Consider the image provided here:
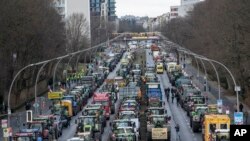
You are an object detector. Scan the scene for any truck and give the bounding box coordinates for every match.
[93,92,114,119]
[146,82,162,100]
[151,44,160,51]
[202,114,230,141]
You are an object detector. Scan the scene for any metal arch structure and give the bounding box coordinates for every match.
[179,50,221,99]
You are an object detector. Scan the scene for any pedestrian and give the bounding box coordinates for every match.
[239,103,244,112]
[176,94,180,106]
[165,88,170,102]
[171,93,175,103]
[25,101,31,111]
[244,111,248,124]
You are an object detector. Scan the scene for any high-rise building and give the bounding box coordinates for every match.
[89,0,116,21]
[108,0,116,21]
[53,0,91,38]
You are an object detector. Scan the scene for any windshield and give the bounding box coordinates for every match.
[149,101,162,107]
[30,123,42,130]
[120,113,136,119]
[148,109,164,115]
[94,101,109,106]
[152,117,165,124]
[157,66,163,69]
[16,137,32,141]
[114,128,134,134]
[132,70,141,75]
[113,122,132,128]
[121,104,136,109]
[197,108,208,115]
[81,117,95,125]
[84,109,98,115]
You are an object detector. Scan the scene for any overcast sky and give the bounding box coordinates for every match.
[116,0,181,17]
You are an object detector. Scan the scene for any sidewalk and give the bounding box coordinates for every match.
[183,63,250,125]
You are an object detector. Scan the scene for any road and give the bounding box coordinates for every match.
[58,50,127,141]
[146,49,202,141]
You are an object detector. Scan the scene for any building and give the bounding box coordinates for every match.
[170,0,203,19]
[108,0,116,21]
[53,0,91,38]
[143,13,170,32]
[90,0,116,21]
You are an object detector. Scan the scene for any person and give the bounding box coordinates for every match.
[25,101,31,111]
[239,103,244,112]
[175,124,180,132]
[176,94,180,106]
[171,93,175,103]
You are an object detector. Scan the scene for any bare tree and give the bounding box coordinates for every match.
[66,13,90,53]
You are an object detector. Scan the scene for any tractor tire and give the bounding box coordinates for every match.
[111,107,115,114]
[190,118,193,127]
[192,122,199,132]
[147,133,152,141]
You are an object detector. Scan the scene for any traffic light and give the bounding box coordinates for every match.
[26,110,32,122]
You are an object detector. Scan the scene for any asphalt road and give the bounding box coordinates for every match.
[58,50,127,141]
[146,49,202,141]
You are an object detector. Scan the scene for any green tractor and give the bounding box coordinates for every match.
[76,115,103,141]
[190,106,208,132]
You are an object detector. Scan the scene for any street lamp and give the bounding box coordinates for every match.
[180,50,221,100]
[177,49,239,111]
